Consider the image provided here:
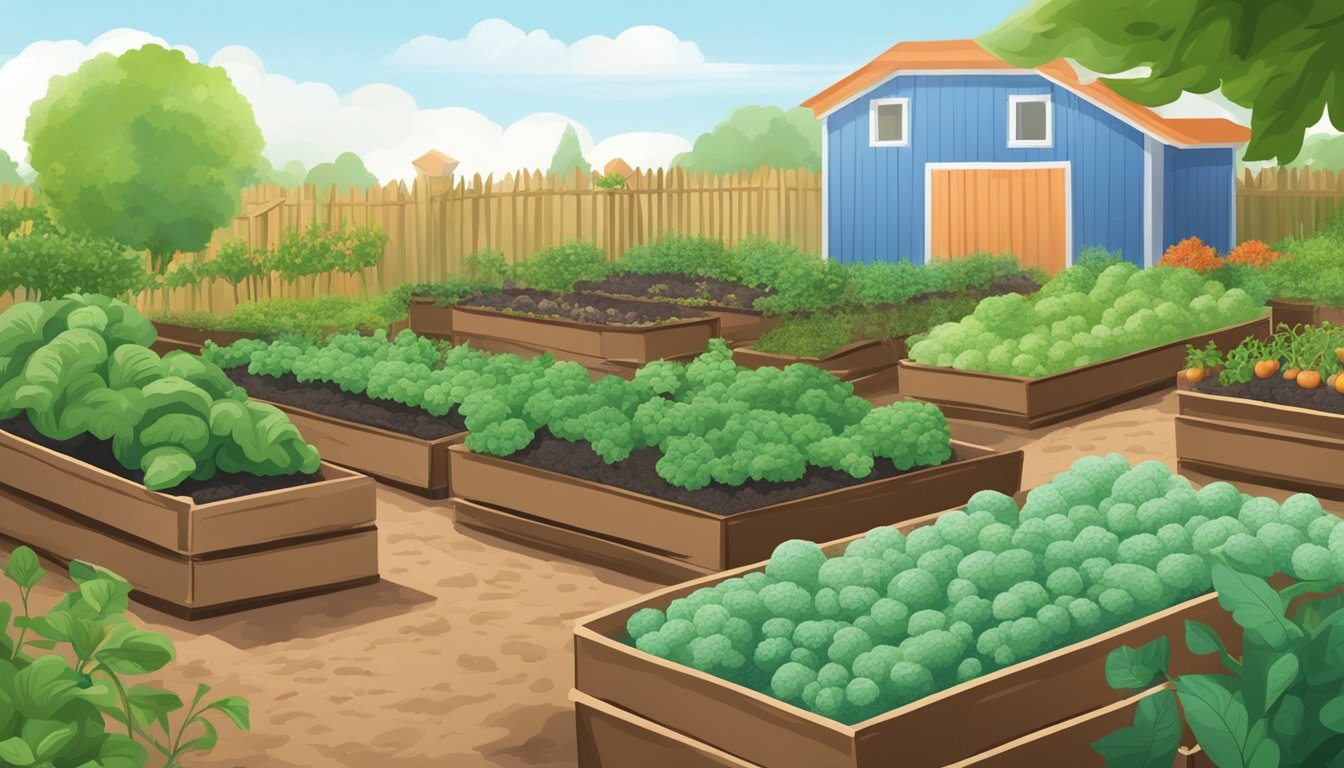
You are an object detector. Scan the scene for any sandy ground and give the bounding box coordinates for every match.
[0,388,1263,767]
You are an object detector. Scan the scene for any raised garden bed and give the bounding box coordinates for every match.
[408,296,455,338]
[0,424,379,619]
[150,320,256,356]
[224,368,466,498]
[1267,298,1344,329]
[733,338,906,399]
[574,273,780,344]
[571,511,1230,768]
[1176,385,1344,500]
[448,438,1023,583]
[451,295,720,379]
[898,317,1271,428]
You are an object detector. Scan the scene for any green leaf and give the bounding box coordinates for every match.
[126,684,182,732]
[96,734,148,768]
[1242,641,1295,719]
[1186,619,1229,656]
[205,696,250,731]
[4,547,44,590]
[140,446,198,491]
[0,737,35,766]
[66,561,98,585]
[1322,695,1344,732]
[1091,688,1183,768]
[95,629,175,674]
[21,719,75,761]
[1263,654,1299,715]
[179,718,218,754]
[1176,674,1257,768]
[1271,694,1304,739]
[1212,565,1301,651]
[13,655,82,717]
[1105,637,1171,690]
[1244,717,1281,768]
[1276,580,1336,605]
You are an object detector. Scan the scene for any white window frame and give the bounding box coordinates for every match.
[1008,94,1053,148]
[869,97,910,147]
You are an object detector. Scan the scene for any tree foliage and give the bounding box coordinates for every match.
[980,1,1344,164]
[24,44,264,273]
[254,156,308,187]
[0,149,20,187]
[673,106,820,174]
[548,125,591,180]
[305,151,378,193]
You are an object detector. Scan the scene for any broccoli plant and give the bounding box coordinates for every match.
[1093,565,1344,768]
[0,295,320,490]
[622,454,1344,726]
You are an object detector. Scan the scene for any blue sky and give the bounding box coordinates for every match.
[1,0,1028,139]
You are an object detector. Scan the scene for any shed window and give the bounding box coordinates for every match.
[1009,94,1052,148]
[870,98,909,147]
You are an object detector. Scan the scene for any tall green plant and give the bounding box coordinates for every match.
[1093,565,1344,768]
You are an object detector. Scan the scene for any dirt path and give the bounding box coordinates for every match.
[0,389,1291,767]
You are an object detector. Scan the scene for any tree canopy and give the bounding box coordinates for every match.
[980,1,1344,164]
[0,149,21,187]
[672,106,820,174]
[548,125,591,180]
[305,152,378,192]
[254,157,308,187]
[25,44,264,272]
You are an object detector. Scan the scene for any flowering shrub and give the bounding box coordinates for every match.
[1225,239,1287,268]
[1157,236,1221,272]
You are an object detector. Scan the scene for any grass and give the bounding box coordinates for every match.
[146,293,408,340]
[751,293,983,358]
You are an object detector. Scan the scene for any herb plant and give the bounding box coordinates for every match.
[0,295,321,490]
[0,546,249,768]
[623,455,1344,725]
[1093,565,1344,768]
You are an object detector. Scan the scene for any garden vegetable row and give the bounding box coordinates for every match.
[575,456,1344,767]
[0,296,379,617]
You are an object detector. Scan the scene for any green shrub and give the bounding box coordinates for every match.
[0,206,154,300]
[148,294,409,339]
[0,546,249,767]
[513,241,612,291]
[1269,232,1344,306]
[618,236,738,280]
[0,295,321,490]
[753,295,982,358]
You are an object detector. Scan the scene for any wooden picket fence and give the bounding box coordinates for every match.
[1235,167,1344,245]
[1,166,822,314]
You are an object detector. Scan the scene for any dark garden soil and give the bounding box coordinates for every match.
[223,369,466,440]
[0,416,320,504]
[456,288,709,326]
[501,429,953,515]
[1192,375,1344,416]
[571,272,773,310]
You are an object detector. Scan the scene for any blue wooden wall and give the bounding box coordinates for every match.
[825,74,1148,266]
[1162,146,1236,253]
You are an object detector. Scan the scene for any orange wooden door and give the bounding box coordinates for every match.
[929,166,1069,275]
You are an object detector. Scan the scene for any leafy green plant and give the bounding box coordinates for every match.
[1093,565,1344,768]
[909,263,1266,377]
[512,241,611,292]
[595,171,627,190]
[197,239,266,304]
[752,294,983,358]
[0,210,154,302]
[0,546,249,768]
[618,236,739,281]
[623,456,1344,726]
[0,295,320,490]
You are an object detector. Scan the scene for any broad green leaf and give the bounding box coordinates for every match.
[1322,695,1344,732]
[0,736,35,766]
[140,446,198,492]
[95,629,175,675]
[1212,565,1301,651]
[1242,641,1294,719]
[21,719,75,761]
[107,344,160,390]
[4,547,44,590]
[1176,674,1254,768]
[1243,717,1281,768]
[1271,694,1304,739]
[1105,637,1171,690]
[67,561,98,585]
[1263,654,1299,714]
[97,734,148,768]
[205,696,250,731]
[126,684,182,733]
[13,655,81,717]
[1277,580,1336,606]
[1187,620,1229,656]
[179,718,218,754]
[1090,688,1182,768]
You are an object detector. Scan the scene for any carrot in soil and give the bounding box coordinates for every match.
[1254,360,1279,379]
[1336,374,1344,394]
[1298,370,1322,389]
[1184,368,1205,383]
[1284,368,1301,381]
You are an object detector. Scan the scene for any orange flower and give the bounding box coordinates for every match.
[1226,240,1287,268]
[1159,236,1222,272]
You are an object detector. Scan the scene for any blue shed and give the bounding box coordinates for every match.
[802,40,1250,273]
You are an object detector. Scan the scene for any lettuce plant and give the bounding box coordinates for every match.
[0,546,249,768]
[0,295,320,490]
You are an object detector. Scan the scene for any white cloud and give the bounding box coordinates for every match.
[0,29,197,172]
[0,30,692,185]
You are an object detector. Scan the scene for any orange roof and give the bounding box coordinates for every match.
[802,40,1249,147]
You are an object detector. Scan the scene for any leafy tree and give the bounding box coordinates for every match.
[305,151,378,192]
[673,106,821,173]
[24,44,264,273]
[980,1,1344,164]
[253,156,308,187]
[1287,133,1344,171]
[0,148,21,186]
[548,125,591,180]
